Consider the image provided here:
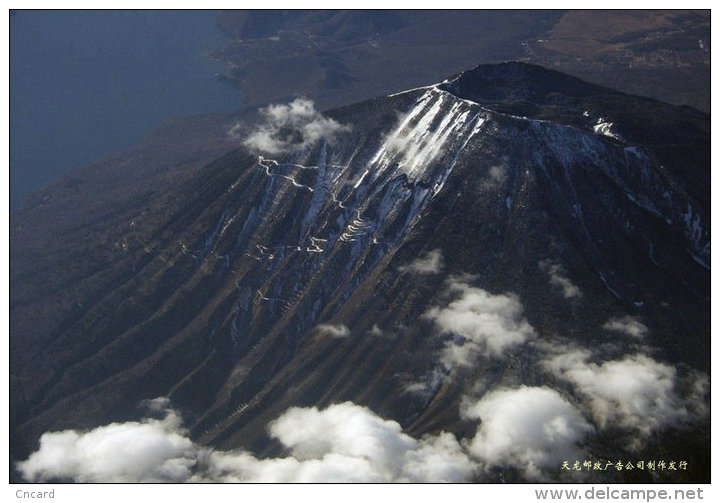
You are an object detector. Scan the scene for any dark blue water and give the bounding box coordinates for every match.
[10,10,241,210]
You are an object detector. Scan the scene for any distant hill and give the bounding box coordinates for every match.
[211,10,709,112]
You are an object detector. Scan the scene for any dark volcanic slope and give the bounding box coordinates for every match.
[10,63,709,482]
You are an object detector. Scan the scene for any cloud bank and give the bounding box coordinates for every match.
[463,386,593,480]
[540,346,707,441]
[244,99,351,154]
[17,407,195,483]
[424,279,535,366]
[18,401,475,483]
[399,249,444,274]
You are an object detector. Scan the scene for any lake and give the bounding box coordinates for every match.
[10,10,242,210]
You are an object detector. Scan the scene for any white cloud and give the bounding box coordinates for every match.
[462,386,593,480]
[227,122,242,139]
[602,316,648,339]
[539,260,581,299]
[399,249,444,274]
[316,323,350,338]
[368,324,384,336]
[18,401,476,483]
[404,367,446,400]
[477,164,508,190]
[258,403,475,482]
[487,165,507,184]
[243,98,351,154]
[17,408,195,483]
[424,280,535,366]
[540,346,707,442]
[142,396,172,412]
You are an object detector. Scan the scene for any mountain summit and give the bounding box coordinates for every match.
[11,63,709,482]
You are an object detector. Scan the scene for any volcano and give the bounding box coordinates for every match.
[10,62,710,483]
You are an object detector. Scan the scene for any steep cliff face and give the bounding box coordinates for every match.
[10,63,709,482]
